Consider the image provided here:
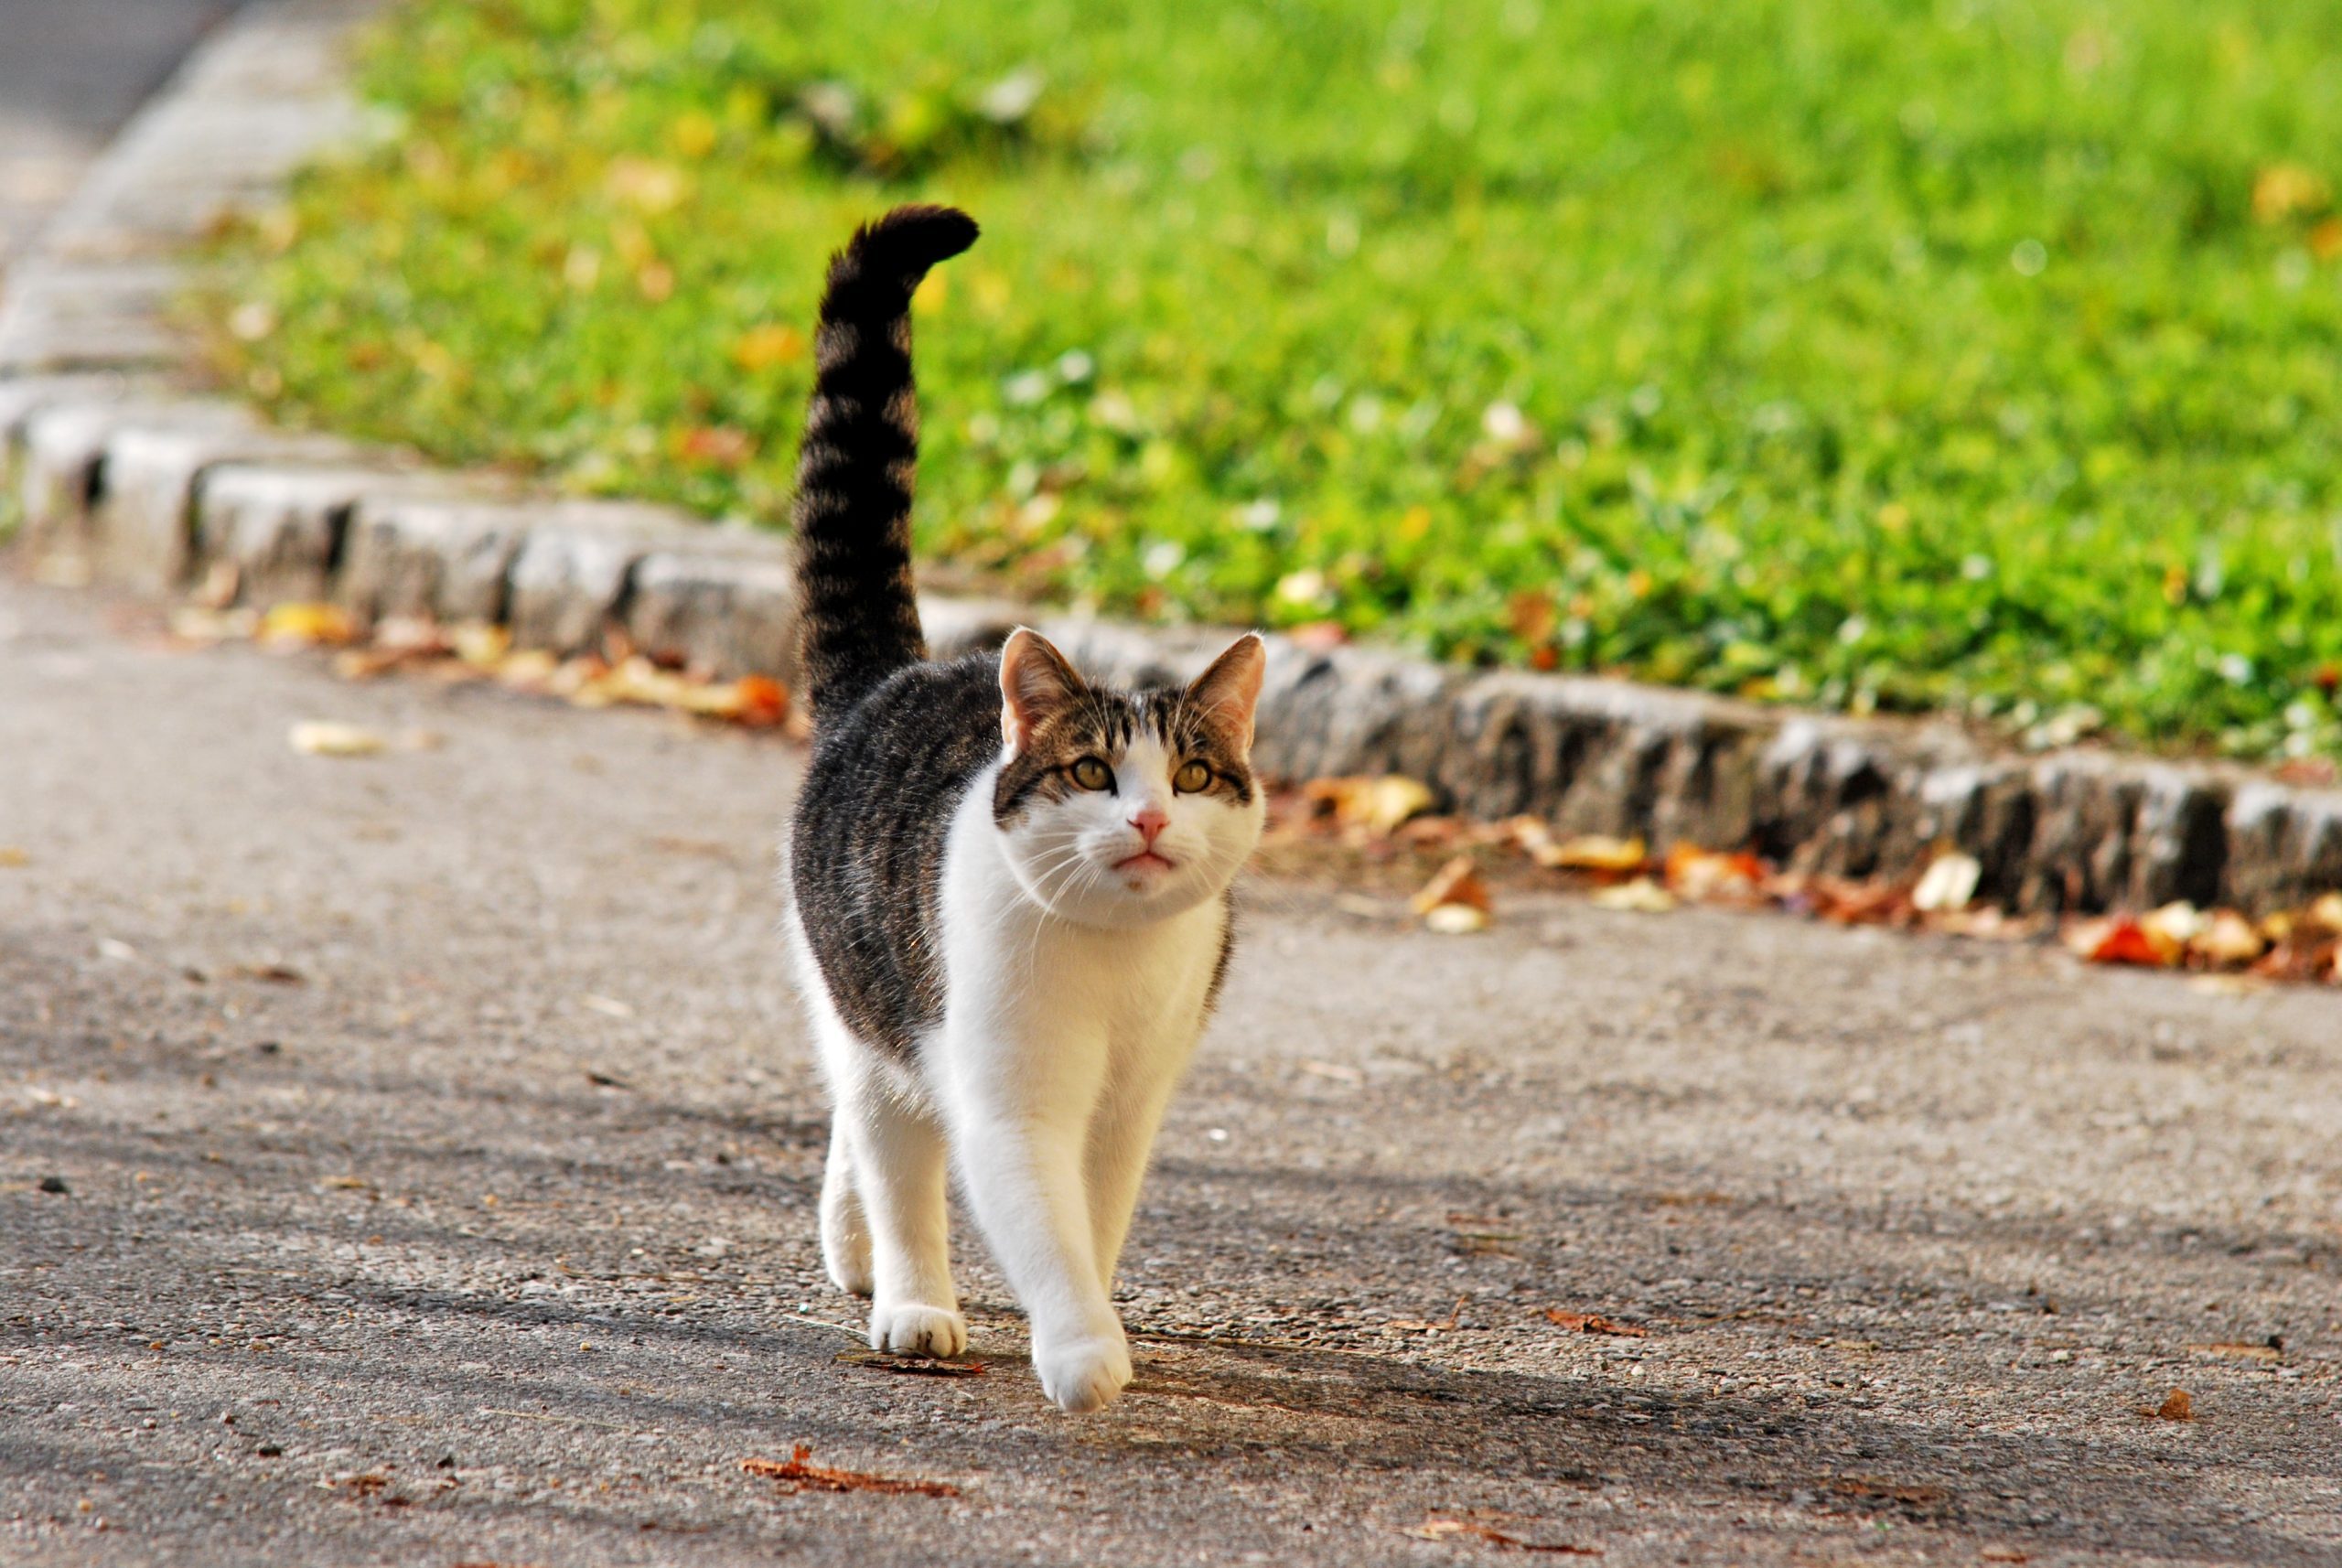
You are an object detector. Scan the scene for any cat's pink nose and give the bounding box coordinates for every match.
[1130,806,1169,843]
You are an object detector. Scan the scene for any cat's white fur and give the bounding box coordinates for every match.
[787,629,1266,1412]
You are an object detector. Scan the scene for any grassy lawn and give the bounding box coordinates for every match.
[213,0,2342,761]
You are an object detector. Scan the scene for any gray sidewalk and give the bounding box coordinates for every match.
[3,575,2338,1565]
[0,0,243,269]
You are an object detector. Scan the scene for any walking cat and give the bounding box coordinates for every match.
[780,205,1267,1412]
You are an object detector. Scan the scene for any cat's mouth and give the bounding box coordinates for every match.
[1112,849,1177,874]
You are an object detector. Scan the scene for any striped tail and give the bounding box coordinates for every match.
[792,204,979,719]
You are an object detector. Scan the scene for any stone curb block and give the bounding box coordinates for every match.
[193,461,419,607]
[16,396,248,571]
[622,535,803,683]
[100,422,376,592]
[336,492,538,628]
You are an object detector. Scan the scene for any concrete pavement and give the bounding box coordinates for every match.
[0,0,242,270]
[3,574,2339,1565]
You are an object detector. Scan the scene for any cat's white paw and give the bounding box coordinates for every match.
[868,1302,967,1359]
[1033,1333,1133,1413]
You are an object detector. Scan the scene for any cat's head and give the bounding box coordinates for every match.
[991,628,1268,928]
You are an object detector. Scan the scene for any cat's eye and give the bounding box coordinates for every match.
[1069,757,1114,791]
[1173,760,1213,793]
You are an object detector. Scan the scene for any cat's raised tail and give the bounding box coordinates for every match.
[792,204,980,718]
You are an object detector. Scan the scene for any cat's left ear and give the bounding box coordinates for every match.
[1186,632,1267,750]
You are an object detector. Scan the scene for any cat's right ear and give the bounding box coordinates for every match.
[998,627,1085,752]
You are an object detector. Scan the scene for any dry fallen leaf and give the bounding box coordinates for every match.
[258,601,360,649]
[1664,843,1767,901]
[1591,877,1675,914]
[288,721,387,757]
[1423,902,1491,935]
[2148,1388,2194,1421]
[2141,900,2207,950]
[1514,822,1645,875]
[740,1445,958,1498]
[1911,852,1982,914]
[1305,774,1436,836]
[1411,855,1491,918]
[545,654,792,727]
[1799,875,1912,926]
[2066,916,2180,968]
[675,672,790,726]
[1544,1309,1649,1337]
[2189,908,2266,967]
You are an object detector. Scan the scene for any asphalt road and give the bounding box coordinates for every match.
[3,574,2340,1565]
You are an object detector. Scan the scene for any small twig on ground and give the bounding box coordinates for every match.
[1406,1516,1603,1553]
[1543,1309,1648,1338]
[740,1445,959,1498]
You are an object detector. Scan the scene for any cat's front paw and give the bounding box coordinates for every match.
[867,1301,967,1359]
[1032,1332,1133,1413]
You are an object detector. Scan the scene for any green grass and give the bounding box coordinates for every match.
[214,0,2342,760]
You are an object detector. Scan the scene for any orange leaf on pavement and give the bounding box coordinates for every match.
[1663,843,1767,901]
[2068,917,2180,968]
[1411,855,1490,918]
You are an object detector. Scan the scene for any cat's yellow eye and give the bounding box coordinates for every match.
[1173,760,1213,793]
[1070,757,1114,791]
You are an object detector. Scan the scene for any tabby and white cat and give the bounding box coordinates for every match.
[781,206,1267,1412]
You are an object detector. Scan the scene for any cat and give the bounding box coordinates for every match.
[780,205,1268,1413]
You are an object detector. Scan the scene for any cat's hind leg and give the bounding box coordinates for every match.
[822,1038,964,1358]
[795,934,964,1355]
[818,1115,873,1296]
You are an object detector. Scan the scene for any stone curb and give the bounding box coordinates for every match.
[4,2,2338,918]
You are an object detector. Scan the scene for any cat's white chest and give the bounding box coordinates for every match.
[1033,900,1223,1048]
